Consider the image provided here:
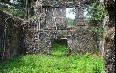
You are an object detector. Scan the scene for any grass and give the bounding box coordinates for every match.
[0,43,104,73]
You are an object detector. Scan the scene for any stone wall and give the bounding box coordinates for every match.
[104,0,115,72]
[43,7,66,30]
[24,0,99,55]
[0,9,24,60]
[0,0,100,59]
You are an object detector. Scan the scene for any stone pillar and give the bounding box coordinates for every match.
[54,8,66,30]
[45,8,54,29]
[25,0,51,54]
[45,8,66,30]
[75,7,85,30]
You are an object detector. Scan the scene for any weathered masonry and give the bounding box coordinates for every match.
[0,0,115,73]
[24,0,98,55]
[0,0,99,60]
[0,10,25,60]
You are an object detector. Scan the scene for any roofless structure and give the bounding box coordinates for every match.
[23,0,98,55]
[0,0,98,59]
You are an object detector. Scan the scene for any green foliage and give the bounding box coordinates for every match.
[90,24,103,40]
[0,1,25,18]
[93,64,102,73]
[86,1,106,40]
[87,4,105,21]
[65,1,105,40]
[0,43,104,73]
[66,17,75,26]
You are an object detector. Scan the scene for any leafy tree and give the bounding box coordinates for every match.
[83,0,106,40]
[0,0,34,19]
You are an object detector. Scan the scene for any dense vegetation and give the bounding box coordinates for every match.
[0,43,104,73]
[0,0,34,19]
[0,0,26,18]
[0,0,115,73]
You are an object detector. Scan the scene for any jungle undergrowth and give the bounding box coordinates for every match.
[0,43,104,73]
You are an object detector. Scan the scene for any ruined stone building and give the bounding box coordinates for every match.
[0,0,115,73]
[0,10,24,60]
[0,0,98,59]
[23,0,98,55]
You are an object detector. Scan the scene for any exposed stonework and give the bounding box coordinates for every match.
[103,0,115,72]
[23,0,99,55]
[0,9,25,60]
[0,0,100,58]
[0,0,115,73]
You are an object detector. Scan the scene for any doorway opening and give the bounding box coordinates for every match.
[51,39,68,56]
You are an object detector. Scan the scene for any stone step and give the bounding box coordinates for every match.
[60,38,67,39]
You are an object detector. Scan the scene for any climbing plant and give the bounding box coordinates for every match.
[86,1,106,40]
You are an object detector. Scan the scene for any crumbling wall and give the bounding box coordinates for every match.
[45,8,66,30]
[0,9,24,60]
[67,30,99,55]
[24,0,100,55]
[104,0,115,72]
[66,6,98,55]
